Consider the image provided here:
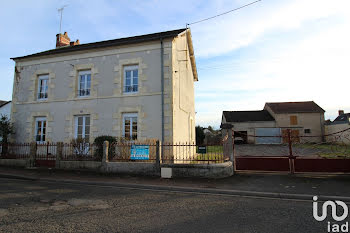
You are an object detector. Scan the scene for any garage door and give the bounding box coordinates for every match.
[255,128,282,144]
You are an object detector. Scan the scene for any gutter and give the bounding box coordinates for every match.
[160,38,165,142]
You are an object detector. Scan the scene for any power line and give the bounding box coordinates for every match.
[187,0,262,26]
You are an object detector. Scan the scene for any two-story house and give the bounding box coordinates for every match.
[10,28,198,144]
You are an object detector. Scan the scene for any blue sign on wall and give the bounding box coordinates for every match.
[130,145,149,160]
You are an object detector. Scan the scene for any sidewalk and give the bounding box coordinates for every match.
[1,166,350,201]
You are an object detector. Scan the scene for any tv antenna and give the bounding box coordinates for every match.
[58,5,68,36]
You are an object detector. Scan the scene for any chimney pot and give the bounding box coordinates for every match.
[339,110,344,116]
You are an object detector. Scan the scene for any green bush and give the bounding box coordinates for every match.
[94,135,117,159]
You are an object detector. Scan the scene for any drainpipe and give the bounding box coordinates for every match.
[160,37,164,142]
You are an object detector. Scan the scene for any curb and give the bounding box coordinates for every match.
[2,172,350,202]
[0,173,37,181]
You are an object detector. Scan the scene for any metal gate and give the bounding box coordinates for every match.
[35,143,56,167]
[234,128,350,174]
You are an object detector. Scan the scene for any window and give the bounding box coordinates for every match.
[78,70,91,97]
[35,117,47,142]
[290,116,298,125]
[123,113,137,140]
[74,115,90,141]
[304,129,311,134]
[123,65,138,93]
[37,75,49,100]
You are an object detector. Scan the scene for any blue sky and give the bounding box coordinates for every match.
[1,0,349,128]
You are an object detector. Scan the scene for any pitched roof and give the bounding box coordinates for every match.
[265,101,325,114]
[223,110,275,123]
[0,100,11,108]
[334,113,350,122]
[11,28,198,81]
[11,28,187,60]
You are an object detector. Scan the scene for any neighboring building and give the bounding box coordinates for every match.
[221,101,325,144]
[0,100,11,119]
[10,28,198,143]
[325,110,350,144]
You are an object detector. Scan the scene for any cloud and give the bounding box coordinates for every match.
[194,4,350,127]
[191,0,350,58]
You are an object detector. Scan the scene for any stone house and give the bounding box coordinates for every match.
[10,28,198,144]
[221,101,325,144]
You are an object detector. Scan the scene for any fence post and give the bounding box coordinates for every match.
[102,141,109,164]
[29,142,37,167]
[155,140,161,173]
[221,124,234,173]
[287,129,295,174]
[56,142,63,169]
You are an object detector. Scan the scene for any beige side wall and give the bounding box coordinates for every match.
[11,40,173,143]
[265,105,325,142]
[325,124,350,144]
[171,31,196,144]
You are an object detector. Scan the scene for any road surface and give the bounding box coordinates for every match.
[0,178,326,233]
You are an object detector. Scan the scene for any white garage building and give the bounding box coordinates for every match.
[221,110,281,144]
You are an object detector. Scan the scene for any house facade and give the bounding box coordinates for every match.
[10,28,198,144]
[221,101,325,144]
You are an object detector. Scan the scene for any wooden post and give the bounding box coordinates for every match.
[287,129,295,174]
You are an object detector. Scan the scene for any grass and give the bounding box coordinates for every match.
[294,143,350,158]
[192,145,225,163]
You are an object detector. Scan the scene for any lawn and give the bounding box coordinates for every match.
[294,143,350,158]
[193,145,225,163]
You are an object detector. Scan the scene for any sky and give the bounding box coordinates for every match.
[1,0,349,128]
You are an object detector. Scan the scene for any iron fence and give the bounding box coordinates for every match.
[161,142,230,164]
[36,143,57,161]
[108,141,157,162]
[0,140,232,164]
[0,143,31,159]
[61,143,99,161]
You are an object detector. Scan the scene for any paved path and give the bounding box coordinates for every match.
[0,178,326,233]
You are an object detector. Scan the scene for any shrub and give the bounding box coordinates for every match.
[94,135,117,159]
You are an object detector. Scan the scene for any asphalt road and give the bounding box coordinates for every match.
[0,178,327,233]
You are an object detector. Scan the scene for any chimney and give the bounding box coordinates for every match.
[339,110,344,116]
[56,32,80,48]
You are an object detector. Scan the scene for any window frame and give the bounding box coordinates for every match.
[77,70,91,97]
[122,113,138,140]
[35,117,47,143]
[123,65,139,94]
[74,115,91,141]
[304,129,311,134]
[37,75,49,100]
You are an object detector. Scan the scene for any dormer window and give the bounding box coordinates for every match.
[78,70,91,97]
